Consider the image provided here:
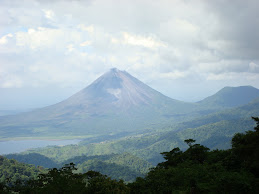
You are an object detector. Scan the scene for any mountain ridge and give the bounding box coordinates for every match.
[0,69,197,139]
[198,85,259,108]
[0,69,259,140]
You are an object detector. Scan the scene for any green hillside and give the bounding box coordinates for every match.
[5,152,152,183]
[0,156,46,186]
[2,118,259,193]
[129,118,259,193]
[5,153,58,168]
[63,153,152,175]
[71,153,153,182]
[22,98,259,165]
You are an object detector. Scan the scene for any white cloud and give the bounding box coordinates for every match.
[66,44,75,52]
[159,71,187,79]
[0,74,23,88]
[77,24,94,34]
[16,27,62,49]
[0,34,13,45]
[0,0,259,103]
[42,9,55,21]
[80,40,92,47]
[121,32,166,49]
[249,62,259,73]
[15,27,84,50]
[196,60,250,74]
[207,72,259,81]
[175,18,199,34]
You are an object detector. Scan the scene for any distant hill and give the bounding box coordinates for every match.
[198,86,259,109]
[64,153,153,182]
[5,153,58,168]
[134,97,259,163]
[25,97,259,165]
[65,153,152,173]
[4,151,153,183]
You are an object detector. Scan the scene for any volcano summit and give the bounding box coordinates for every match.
[0,68,198,139]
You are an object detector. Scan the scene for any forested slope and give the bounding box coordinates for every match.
[5,153,58,168]
[22,97,259,165]
[1,117,259,193]
[0,156,46,186]
[5,152,152,183]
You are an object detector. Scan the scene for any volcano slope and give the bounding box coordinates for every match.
[1,69,259,140]
[0,68,200,139]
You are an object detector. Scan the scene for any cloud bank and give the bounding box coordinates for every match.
[0,0,259,104]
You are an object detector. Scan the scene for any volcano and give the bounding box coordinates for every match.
[0,68,198,138]
[54,68,194,112]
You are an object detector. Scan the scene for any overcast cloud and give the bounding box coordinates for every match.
[0,0,259,109]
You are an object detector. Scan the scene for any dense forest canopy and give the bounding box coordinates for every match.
[1,117,259,193]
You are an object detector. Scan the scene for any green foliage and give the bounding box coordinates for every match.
[18,98,259,169]
[9,152,152,183]
[129,117,259,193]
[231,117,259,177]
[5,153,58,168]
[63,153,153,182]
[83,170,129,194]
[76,160,142,183]
[3,163,129,194]
[1,117,259,193]
[0,156,46,187]
[24,163,88,194]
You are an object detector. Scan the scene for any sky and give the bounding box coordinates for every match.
[0,0,259,109]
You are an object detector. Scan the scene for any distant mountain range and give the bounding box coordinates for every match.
[0,68,259,140]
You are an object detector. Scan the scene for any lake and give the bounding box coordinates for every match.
[0,139,81,155]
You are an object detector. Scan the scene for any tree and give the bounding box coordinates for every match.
[19,163,87,193]
[130,117,259,193]
[231,117,259,177]
[184,139,196,147]
[10,163,129,194]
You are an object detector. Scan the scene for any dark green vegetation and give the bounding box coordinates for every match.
[129,118,259,193]
[1,117,259,193]
[65,153,153,182]
[0,162,129,194]
[20,96,259,165]
[6,153,152,183]
[5,153,58,168]
[0,156,46,187]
